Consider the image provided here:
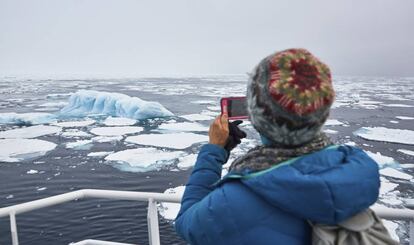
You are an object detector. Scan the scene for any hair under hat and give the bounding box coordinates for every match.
[247,48,335,147]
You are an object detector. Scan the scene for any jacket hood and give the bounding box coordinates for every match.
[238,145,380,225]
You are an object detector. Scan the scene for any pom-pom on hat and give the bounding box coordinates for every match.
[247,48,335,147]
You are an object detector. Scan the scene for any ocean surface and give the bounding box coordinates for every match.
[0,76,413,244]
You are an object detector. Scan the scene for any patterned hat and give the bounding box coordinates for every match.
[247,48,335,146]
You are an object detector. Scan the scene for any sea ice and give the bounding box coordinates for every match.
[177,154,198,170]
[105,148,184,172]
[354,127,414,145]
[60,129,92,138]
[125,133,208,149]
[0,125,62,139]
[158,186,185,220]
[90,126,143,136]
[0,112,56,125]
[27,169,39,174]
[396,116,414,120]
[66,140,93,150]
[60,90,174,119]
[325,119,345,126]
[323,129,338,134]
[0,139,56,162]
[382,220,400,242]
[380,177,399,195]
[53,119,95,127]
[397,149,414,156]
[380,167,412,180]
[382,104,414,108]
[87,151,113,157]
[365,151,398,167]
[180,114,214,121]
[103,116,137,126]
[190,100,215,105]
[92,135,123,143]
[39,101,68,108]
[158,122,208,132]
[46,93,73,99]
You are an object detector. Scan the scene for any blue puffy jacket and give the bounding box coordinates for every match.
[175,144,380,245]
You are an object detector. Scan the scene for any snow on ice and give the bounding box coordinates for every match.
[180,114,214,121]
[66,140,93,150]
[158,186,185,220]
[177,154,198,170]
[365,151,398,167]
[396,116,414,120]
[354,127,414,145]
[0,139,56,162]
[53,119,95,127]
[397,149,414,156]
[27,169,39,174]
[105,148,184,172]
[125,133,208,149]
[158,122,208,132]
[92,135,123,143]
[103,116,137,126]
[325,119,345,126]
[87,151,113,157]
[60,129,92,138]
[0,112,56,125]
[0,125,62,139]
[380,167,412,180]
[60,90,174,119]
[90,126,143,136]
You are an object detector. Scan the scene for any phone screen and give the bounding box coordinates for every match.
[228,99,247,118]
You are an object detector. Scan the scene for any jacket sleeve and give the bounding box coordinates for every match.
[174,144,228,241]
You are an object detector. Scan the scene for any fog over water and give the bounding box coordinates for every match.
[1,0,413,77]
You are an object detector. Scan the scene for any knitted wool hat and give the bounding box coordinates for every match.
[247,48,335,147]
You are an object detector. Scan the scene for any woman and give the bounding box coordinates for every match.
[174,49,380,245]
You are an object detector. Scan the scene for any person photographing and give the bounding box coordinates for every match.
[174,49,384,245]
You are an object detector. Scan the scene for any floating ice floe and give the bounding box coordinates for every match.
[382,220,400,242]
[105,148,184,172]
[325,119,345,126]
[365,151,398,167]
[190,100,215,105]
[158,122,208,132]
[380,167,412,180]
[60,129,92,138]
[177,154,198,170]
[103,116,137,126]
[60,90,174,119]
[180,114,214,121]
[125,133,208,149]
[0,125,62,139]
[207,106,221,111]
[37,187,47,191]
[397,149,414,156]
[90,126,143,136]
[389,120,399,124]
[0,112,56,125]
[27,169,39,174]
[53,119,95,127]
[354,127,414,145]
[92,135,123,143]
[87,151,113,157]
[380,177,399,195]
[396,116,414,120]
[158,186,185,220]
[0,139,56,162]
[323,129,338,134]
[66,140,93,150]
[382,104,414,108]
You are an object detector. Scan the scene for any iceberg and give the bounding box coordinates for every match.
[0,125,62,139]
[0,139,57,162]
[0,112,56,125]
[60,90,174,119]
[354,127,414,145]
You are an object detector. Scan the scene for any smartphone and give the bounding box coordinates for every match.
[220,97,249,120]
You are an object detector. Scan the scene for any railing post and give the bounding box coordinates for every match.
[410,220,414,245]
[147,198,160,245]
[10,211,19,245]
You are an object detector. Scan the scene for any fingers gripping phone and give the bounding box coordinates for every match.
[220,97,249,120]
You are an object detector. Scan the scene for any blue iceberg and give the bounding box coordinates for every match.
[60,90,174,119]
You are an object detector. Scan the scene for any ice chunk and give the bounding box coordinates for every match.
[125,133,208,149]
[190,100,215,105]
[0,125,62,139]
[90,126,143,136]
[397,149,414,156]
[177,154,198,170]
[380,167,412,180]
[396,116,414,120]
[0,112,56,125]
[60,90,173,119]
[87,151,113,157]
[159,186,185,220]
[158,122,208,132]
[180,114,214,121]
[382,104,414,108]
[92,135,123,143]
[365,151,398,167]
[380,177,399,195]
[39,101,68,108]
[325,119,344,126]
[207,106,221,111]
[60,129,92,138]
[37,187,47,191]
[0,139,56,162]
[354,127,414,145]
[389,120,399,124]
[323,129,338,134]
[53,119,95,127]
[27,169,39,174]
[105,148,184,172]
[66,140,93,150]
[103,116,137,126]
[382,220,400,242]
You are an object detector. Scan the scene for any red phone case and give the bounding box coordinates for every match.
[220,97,249,120]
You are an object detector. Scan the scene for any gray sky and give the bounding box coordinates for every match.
[1,0,413,77]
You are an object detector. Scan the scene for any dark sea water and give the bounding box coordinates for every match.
[0,76,413,244]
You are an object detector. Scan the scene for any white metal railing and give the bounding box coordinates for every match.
[0,189,413,245]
